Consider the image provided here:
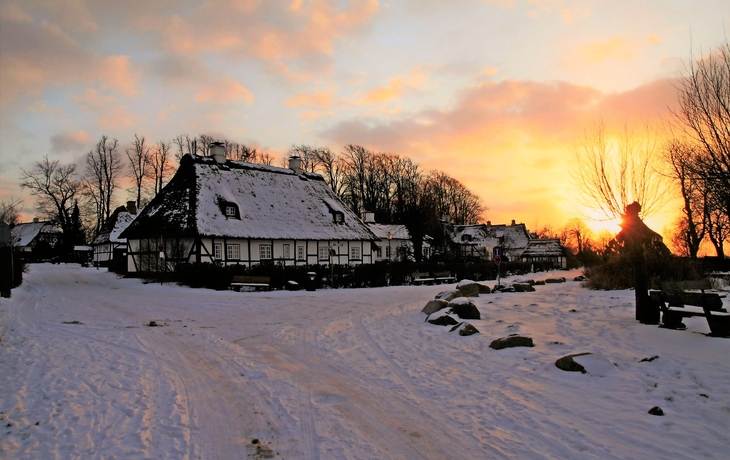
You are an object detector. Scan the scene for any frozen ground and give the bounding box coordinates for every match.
[0,263,728,459]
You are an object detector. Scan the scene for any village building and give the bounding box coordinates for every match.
[120,144,378,274]
[363,212,431,262]
[447,219,532,261]
[91,202,137,269]
[10,219,62,260]
[519,238,567,269]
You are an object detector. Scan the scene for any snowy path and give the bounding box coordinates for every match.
[1,264,729,459]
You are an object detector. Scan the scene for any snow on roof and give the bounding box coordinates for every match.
[91,207,135,245]
[452,222,531,248]
[11,221,61,247]
[521,238,564,256]
[123,155,377,241]
[367,223,410,241]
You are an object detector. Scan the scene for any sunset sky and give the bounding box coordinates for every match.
[1,0,729,238]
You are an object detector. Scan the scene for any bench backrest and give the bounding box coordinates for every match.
[434,271,452,277]
[659,280,712,292]
[656,279,723,310]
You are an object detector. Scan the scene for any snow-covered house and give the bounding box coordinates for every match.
[120,147,378,274]
[11,219,61,254]
[91,202,137,267]
[448,220,531,261]
[363,212,431,261]
[520,238,567,269]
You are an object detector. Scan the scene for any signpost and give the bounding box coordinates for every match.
[493,246,502,287]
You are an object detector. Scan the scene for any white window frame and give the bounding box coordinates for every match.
[259,244,272,260]
[386,246,391,258]
[350,246,361,260]
[226,244,240,260]
[283,244,290,259]
[297,246,305,260]
[225,205,236,217]
[319,246,329,261]
[214,243,222,260]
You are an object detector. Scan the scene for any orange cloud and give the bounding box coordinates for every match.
[194,77,255,105]
[578,37,635,64]
[321,77,679,228]
[351,67,427,105]
[158,0,380,65]
[73,88,116,110]
[99,55,139,96]
[285,91,333,107]
[646,34,663,44]
[50,130,89,152]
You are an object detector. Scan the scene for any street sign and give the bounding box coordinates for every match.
[494,255,501,266]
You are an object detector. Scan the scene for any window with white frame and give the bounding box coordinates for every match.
[297,246,305,260]
[283,244,290,259]
[225,205,236,217]
[375,246,382,258]
[259,244,272,260]
[386,246,391,258]
[350,246,361,260]
[226,244,240,260]
[214,243,222,260]
[319,246,329,261]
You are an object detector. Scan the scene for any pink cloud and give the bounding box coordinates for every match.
[99,55,139,96]
[194,77,255,105]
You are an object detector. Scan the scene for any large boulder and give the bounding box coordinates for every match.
[448,297,481,320]
[449,322,480,336]
[489,335,534,350]
[555,353,591,373]
[435,290,462,302]
[422,299,448,315]
[545,277,566,284]
[478,284,492,294]
[512,283,535,292]
[456,280,480,297]
[428,314,459,326]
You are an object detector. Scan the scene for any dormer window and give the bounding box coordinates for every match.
[216,197,240,219]
[333,212,344,224]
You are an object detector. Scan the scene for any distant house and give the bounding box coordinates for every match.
[363,212,431,261]
[11,219,62,259]
[91,202,137,268]
[520,238,567,269]
[448,220,531,261]
[120,145,377,274]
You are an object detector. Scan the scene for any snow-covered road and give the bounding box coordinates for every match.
[1,264,728,459]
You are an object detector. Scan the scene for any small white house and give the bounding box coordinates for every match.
[363,212,430,261]
[121,145,378,274]
[11,219,61,254]
[448,220,531,261]
[91,202,137,267]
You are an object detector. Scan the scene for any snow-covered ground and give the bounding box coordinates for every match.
[1,264,728,459]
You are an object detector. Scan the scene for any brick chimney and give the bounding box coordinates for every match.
[127,201,137,215]
[288,156,302,174]
[210,141,226,164]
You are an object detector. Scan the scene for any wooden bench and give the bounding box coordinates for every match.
[412,271,435,286]
[649,280,730,337]
[230,275,271,292]
[434,271,455,284]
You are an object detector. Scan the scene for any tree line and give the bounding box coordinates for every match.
[11,134,485,261]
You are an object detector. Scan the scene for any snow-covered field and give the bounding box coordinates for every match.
[1,264,728,459]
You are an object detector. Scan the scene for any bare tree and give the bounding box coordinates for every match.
[671,40,730,256]
[20,156,81,236]
[563,218,593,253]
[84,135,123,236]
[571,119,668,221]
[313,147,346,197]
[126,134,150,209]
[148,140,174,198]
[664,139,707,258]
[0,196,22,226]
